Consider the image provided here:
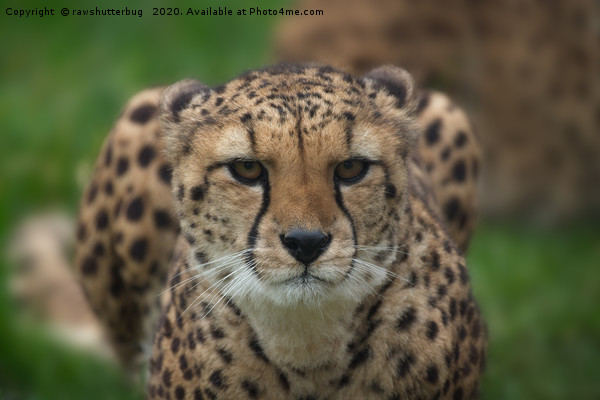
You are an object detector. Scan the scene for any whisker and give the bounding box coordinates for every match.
[205,261,257,318]
[179,269,236,320]
[169,249,252,280]
[157,254,245,297]
[352,258,412,285]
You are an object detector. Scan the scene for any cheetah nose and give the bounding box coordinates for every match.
[280,229,332,266]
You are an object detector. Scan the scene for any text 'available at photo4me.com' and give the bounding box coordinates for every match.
[5,6,325,18]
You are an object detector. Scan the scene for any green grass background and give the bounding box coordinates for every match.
[1,0,599,398]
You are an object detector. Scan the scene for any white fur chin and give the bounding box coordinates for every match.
[232,267,388,369]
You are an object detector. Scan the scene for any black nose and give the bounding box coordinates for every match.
[280,229,332,266]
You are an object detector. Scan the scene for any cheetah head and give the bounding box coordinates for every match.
[160,64,417,309]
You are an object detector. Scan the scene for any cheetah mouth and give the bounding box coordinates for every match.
[283,270,330,286]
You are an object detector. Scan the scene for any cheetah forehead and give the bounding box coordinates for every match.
[160,64,419,164]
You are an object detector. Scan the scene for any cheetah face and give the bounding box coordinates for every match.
[161,65,418,308]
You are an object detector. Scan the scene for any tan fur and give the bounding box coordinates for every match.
[76,64,485,399]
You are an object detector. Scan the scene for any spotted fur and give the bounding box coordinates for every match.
[76,64,486,399]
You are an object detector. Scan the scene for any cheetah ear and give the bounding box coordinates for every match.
[159,79,210,165]
[159,79,210,123]
[362,65,416,111]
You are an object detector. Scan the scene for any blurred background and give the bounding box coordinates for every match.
[1,0,598,399]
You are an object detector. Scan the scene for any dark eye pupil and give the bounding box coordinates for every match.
[243,162,255,170]
[343,160,354,169]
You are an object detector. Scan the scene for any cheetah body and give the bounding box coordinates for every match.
[76,64,486,399]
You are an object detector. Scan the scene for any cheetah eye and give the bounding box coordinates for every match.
[229,161,264,183]
[335,159,368,183]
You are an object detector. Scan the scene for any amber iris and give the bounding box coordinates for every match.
[335,160,367,182]
[231,161,263,181]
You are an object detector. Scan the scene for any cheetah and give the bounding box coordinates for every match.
[75,64,486,399]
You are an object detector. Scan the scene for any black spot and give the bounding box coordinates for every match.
[450,298,457,319]
[466,305,475,323]
[209,370,225,389]
[158,163,173,185]
[444,197,460,221]
[190,185,204,201]
[130,103,156,124]
[453,387,464,400]
[95,210,109,230]
[241,380,259,398]
[116,157,129,176]
[458,263,469,285]
[215,97,224,107]
[396,307,417,330]
[90,243,105,260]
[349,347,371,369]
[174,386,185,400]
[444,267,456,284]
[163,318,173,338]
[240,113,252,123]
[162,369,172,387]
[452,160,467,182]
[425,119,441,146]
[129,238,148,262]
[342,112,356,122]
[87,183,98,204]
[210,326,225,339]
[426,321,439,340]
[217,348,233,364]
[194,251,207,263]
[249,338,270,363]
[194,388,204,400]
[454,131,468,148]
[278,372,290,391]
[177,185,185,202]
[441,147,451,161]
[154,210,171,228]
[385,184,397,199]
[126,197,144,221]
[426,365,439,383]
[138,145,156,167]
[430,251,440,270]
[109,265,124,296]
[196,327,205,343]
[459,325,467,341]
[338,375,350,387]
[178,354,188,372]
[104,181,114,195]
[438,285,447,298]
[469,344,479,365]
[397,353,415,377]
[171,337,180,353]
[81,256,97,275]
[185,234,195,245]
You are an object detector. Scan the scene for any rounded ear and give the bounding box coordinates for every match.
[159,79,210,165]
[362,66,416,110]
[159,79,209,123]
